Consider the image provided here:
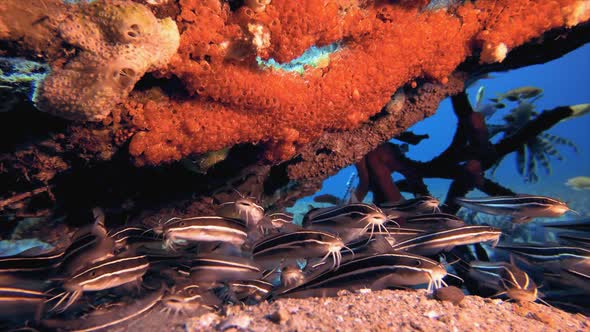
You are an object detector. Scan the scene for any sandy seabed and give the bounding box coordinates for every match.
[130,289,589,332]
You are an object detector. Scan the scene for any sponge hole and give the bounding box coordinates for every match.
[127,24,141,38]
[116,68,137,87]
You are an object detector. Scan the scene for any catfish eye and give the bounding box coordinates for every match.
[180,222,186,227]
[90,271,97,277]
[414,260,422,266]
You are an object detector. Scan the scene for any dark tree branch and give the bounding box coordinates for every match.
[391,101,576,210]
[459,22,590,77]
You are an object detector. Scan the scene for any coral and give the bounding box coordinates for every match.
[125,0,589,165]
[33,0,180,121]
[474,0,590,63]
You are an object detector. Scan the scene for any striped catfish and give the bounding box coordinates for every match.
[455,194,573,223]
[109,226,158,251]
[43,283,164,332]
[380,196,441,217]
[545,218,590,232]
[258,212,302,234]
[303,203,391,241]
[216,197,265,228]
[252,230,351,270]
[160,216,248,250]
[558,234,590,247]
[0,286,48,321]
[161,283,220,315]
[389,226,502,256]
[543,260,590,295]
[276,252,447,298]
[188,254,262,282]
[48,255,149,313]
[59,230,115,275]
[401,213,466,230]
[224,279,274,304]
[496,244,590,261]
[558,261,590,295]
[0,250,65,275]
[560,261,590,293]
[310,235,399,267]
[279,265,306,288]
[469,261,539,302]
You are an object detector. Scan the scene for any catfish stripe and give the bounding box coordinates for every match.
[165,225,247,236]
[267,213,294,220]
[230,281,273,293]
[0,296,46,302]
[289,253,439,291]
[304,253,438,285]
[456,195,565,205]
[306,265,433,290]
[0,251,65,272]
[381,197,439,211]
[190,257,260,271]
[71,256,148,280]
[565,267,590,280]
[0,287,46,297]
[65,288,163,332]
[253,231,339,252]
[78,264,149,286]
[167,216,246,227]
[497,245,590,260]
[391,226,501,249]
[470,263,532,290]
[406,213,463,222]
[307,204,383,222]
[254,239,339,256]
[110,227,151,242]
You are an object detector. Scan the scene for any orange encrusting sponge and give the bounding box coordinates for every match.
[127,0,588,165]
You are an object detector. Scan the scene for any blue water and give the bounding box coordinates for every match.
[294,44,590,217]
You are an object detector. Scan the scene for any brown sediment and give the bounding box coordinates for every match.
[129,289,589,331]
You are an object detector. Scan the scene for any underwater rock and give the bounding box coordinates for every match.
[1,0,180,122]
[35,0,180,121]
[434,286,465,305]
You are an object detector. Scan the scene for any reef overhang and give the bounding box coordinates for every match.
[1,0,590,219]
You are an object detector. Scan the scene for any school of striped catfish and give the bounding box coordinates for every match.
[0,192,587,330]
